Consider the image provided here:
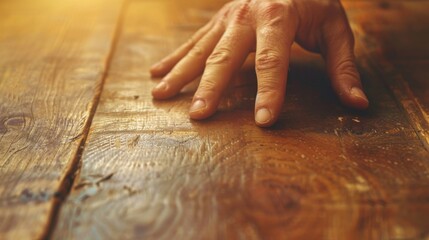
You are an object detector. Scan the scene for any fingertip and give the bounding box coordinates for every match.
[189,98,216,120]
[150,63,167,78]
[349,87,369,109]
[255,107,276,127]
[189,99,206,117]
[151,82,172,99]
[338,87,369,110]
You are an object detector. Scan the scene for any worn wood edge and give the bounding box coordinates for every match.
[352,23,429,152]
[38,1,129,239]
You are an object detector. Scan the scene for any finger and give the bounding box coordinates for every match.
[152,23,225,99]
[254,2,297,127]
[322,16,369,110]
[150,20,213,78]
[189,6,255,120]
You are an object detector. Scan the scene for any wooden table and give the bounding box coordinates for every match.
[1,0,429,239]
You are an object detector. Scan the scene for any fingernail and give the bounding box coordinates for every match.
[350,87,369,102]
[151,62,163,71]
[190,99,206,113]
[256,108,272,124]
[153,82,168,92]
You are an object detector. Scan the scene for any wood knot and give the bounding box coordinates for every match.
[6,117,25,127]
[1,115,29,133]
[250,179,305,215]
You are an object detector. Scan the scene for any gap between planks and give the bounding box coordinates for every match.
[40,1,130,239]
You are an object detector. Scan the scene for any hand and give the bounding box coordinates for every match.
[150,0,369,127]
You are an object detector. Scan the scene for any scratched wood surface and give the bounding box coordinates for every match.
[0,0,123,239]
[52,0,429,239]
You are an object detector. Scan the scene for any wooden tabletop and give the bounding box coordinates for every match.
[1,0,429,239]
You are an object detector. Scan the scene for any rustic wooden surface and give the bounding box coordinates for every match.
[51,0,429,240]
[1,0,428,239]
[0,0,124,239]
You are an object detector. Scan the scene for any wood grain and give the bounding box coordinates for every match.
[0,0,123,239]
[53,0,429,239]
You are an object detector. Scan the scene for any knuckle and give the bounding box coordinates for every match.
[206,48,232,66]
[197,80,218,96]
[255,49,283,71]
[187,45,205,58]
[257,1,298,28]
[258,84,279,95]
[336,58,356,71]
[258,1,287,20]
[215,3,234,24]
[184,36,197,48]
[259,1,285,16]
[232,2,251,25]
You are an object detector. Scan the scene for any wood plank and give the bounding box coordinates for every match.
[0,0,124,239]
[54,0,429,239]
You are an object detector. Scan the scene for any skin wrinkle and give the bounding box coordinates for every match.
[233,1,252,26]
[151,0,370,127]
[187,44,205,58]
[255,49,283,72]
[206,48,232,66]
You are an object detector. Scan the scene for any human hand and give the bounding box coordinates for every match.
[150,0,369,127]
